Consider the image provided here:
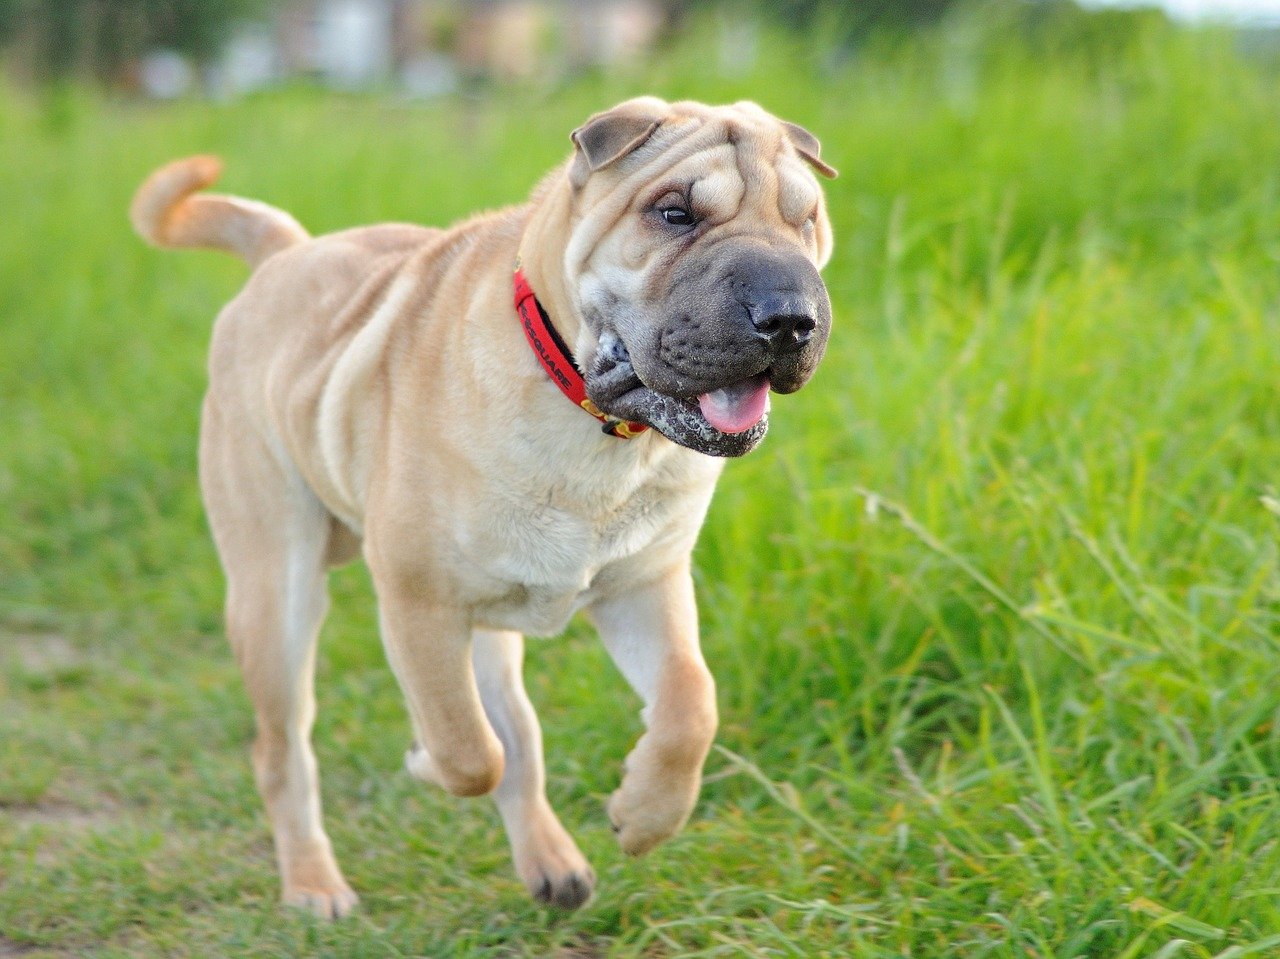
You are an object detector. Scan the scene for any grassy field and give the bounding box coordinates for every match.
[3,10,1280,957]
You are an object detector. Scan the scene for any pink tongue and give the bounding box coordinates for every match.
[697,376,771,433]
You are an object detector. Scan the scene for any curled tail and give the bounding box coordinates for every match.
[130,155,309,268]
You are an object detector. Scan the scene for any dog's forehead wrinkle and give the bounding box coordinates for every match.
[564,121,727,277]
[624,115,705,170]
[726,112,783,155]
[622,128,730,195]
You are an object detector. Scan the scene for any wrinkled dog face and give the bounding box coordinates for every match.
[566,97,836,457]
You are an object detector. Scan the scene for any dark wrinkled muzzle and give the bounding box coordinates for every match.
[629,244,830,398]
[585,243,831,457]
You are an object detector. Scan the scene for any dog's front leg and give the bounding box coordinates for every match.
[366,553,505,797]
[588,564,718,855]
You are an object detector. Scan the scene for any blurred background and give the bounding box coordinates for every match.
[2,0,1279,99]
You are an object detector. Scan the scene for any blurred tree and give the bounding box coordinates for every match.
[0,0,22,42]
[754,0,959,43]
[4,0,268,84]
[1016,0,1172,55]
[746,0,1170,51]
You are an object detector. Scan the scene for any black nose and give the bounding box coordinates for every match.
[751,296,817,346]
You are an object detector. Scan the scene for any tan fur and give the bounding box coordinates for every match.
[132,98,834,917]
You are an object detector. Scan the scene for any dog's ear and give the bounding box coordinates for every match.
[782,121,838,179]
[570,100,665,188]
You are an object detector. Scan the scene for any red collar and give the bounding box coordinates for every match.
[513,267,648,439]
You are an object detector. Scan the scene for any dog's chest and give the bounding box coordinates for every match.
[463,464,712,636]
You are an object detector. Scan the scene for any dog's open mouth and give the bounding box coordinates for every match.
[696,375,771,434]
[627,380,772,457]
[585,333,774,457]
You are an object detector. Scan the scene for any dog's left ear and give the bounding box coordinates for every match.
[570,99,665,188]
[782,121,838,179]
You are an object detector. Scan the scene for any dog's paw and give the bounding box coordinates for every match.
[283,882,359,920]
[606,779,696,856]
[513,812,596,910]
[527,863,596,911]
[279,840,358,920]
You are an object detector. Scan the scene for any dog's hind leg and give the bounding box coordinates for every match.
[474,629,594,909]
[200,398,357,919]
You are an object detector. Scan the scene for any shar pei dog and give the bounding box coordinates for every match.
[130,96,836,916]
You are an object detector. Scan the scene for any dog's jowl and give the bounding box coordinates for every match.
[131,97,836,917]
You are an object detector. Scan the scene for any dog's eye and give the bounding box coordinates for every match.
[660,207,695,227]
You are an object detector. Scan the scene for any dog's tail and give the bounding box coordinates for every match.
[130,155,309,268]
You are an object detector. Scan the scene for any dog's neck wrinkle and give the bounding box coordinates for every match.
[517,169,582,355]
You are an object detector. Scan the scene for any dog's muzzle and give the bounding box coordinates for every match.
[585,245,831,457]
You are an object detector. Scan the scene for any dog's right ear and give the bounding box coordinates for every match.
[570,99,665,188]
[782,121,838,179]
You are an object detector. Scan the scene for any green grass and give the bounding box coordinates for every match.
[4,10,1280,956]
